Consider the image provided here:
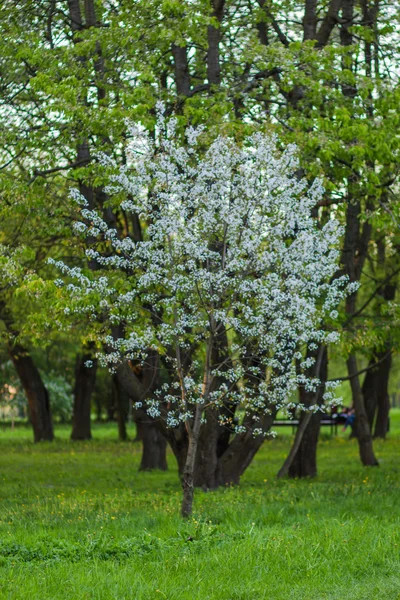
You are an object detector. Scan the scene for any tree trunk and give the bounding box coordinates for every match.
[71,353,97,440]
[181,405,203,518]
[112,374,128,441]
[362,356,378,430]
[216,411,276,486]
[287,347,328,479]
[347,354,379,466]
[115,360,168,467]
[8,343,53,442]
[207,0,225,86]
[374,351,392,439]
[138,413,168,471]
[192,402,236,488]
[288,412,320,478]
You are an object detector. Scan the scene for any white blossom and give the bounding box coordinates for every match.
[55,112,353,434]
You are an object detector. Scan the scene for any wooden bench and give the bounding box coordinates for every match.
[272,418,338,436]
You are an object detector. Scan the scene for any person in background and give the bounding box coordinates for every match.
[342,407,355,432]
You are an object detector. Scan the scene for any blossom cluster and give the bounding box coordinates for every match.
[55,108,352,432]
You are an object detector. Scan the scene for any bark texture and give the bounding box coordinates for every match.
[116,356,168,470]
[287,347,328,478]
[71,352,98,440]
[111,374,129,441]
[8,343,54,442]
[347,354,379,465]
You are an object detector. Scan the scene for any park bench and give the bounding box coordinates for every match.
[272,417,339,436]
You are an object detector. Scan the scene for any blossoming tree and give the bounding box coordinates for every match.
[53,111,351,516]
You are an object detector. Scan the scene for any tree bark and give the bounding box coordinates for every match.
[207,0,225,86]
[71,352,97,440]
[172,44,191,95]
[181,404,203,518]
[374,351,392,439]
[116,358,168,468]
[216,411,276,486]
[137,410,168,471]
[287,347,328,478]
[362,356,378,430]
[303,0,317,41]
[347,354,379,466]
[112,374,129,441]
[8,342,54,442]
[315,0,342,47]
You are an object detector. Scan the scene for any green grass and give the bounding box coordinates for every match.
[0,414,399,599]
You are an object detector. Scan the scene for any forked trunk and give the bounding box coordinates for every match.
[279,345,327,479]
[8,343,54,442]
[216,411,276,486]
[287,411,321,478]
[115,355,167,466]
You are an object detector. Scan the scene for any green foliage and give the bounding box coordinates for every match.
[42,373,73,423]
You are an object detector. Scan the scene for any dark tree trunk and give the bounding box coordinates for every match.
[347,354,379,466]
[137,410,168,471]
[303,0,317,41]
[172,44,191,95]
[181,404,203,518]
[373,283,396,438]
[288,412,321,478]
[134,418,144,442]
[374,351,392,439]
[362,357,378,430]
[288,346,328,479]
[207,0,225,86]
[116,359,168,468]
[164,346,277,489]
[112,374,129,441]
[216,411,276,486]
[192,400,236,488]
[159,402,276,489]
[8,343,53,442]
[71,353,97,440]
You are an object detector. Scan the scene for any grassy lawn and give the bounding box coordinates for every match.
[0,413,399,599]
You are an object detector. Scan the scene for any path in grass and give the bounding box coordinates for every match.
[0,414,399,599]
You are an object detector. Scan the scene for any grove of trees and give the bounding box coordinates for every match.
[0,0,399,516]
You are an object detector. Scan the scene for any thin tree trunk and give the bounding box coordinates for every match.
[112,374,128,441]
[71,353,97,440]
[347,354,379,466]
[181,404,203,518]
[8,343,54,442]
